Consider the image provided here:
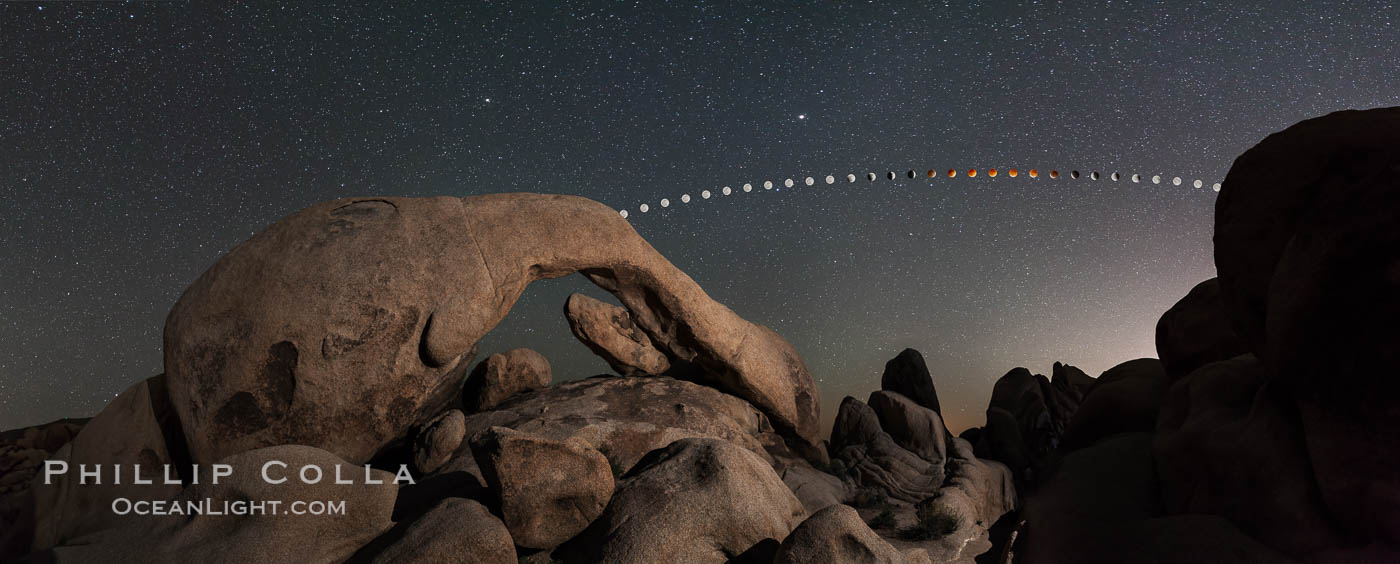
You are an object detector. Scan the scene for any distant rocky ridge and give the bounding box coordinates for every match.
[1,107,1397,562]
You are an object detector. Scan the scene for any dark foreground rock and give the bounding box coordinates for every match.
[1214,106,1400,551]
[31,376,185,550]
[412,408,465,473]
[450,375,786,476]
[829,397,944,503]
[1154,278,1246,381]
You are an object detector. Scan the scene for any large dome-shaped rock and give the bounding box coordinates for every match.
[164,193,822,465]
[1215,108,1400,543]
[1045,361,1093,430]
[879,349,941,415]
[1155,278,1246,381]
[829,397,944,503]
[461,348,552,413]
[451,376,785,476]
[559,438,805,564]
[1155,355,1339,555]
[469,427,613,550]
[774,504,911,564]
[363,497,515,564]
[867,390,947,465]
[47,445,399,563]
[565,293,670,377]
[1214,107,1400,354]
[31,375,186,550]
[1060,358,1168,451]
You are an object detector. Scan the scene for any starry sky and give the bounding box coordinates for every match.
[2,2,1397,434]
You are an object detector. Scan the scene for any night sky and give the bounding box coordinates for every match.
[2,2,1396,434]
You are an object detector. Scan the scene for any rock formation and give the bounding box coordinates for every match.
[880,349,942,415]
[1059,358,1167,452]
[0,418,84,560]
[461,348,552,413]
[1155,355,1339,554]
[364,497,515,564]
[829,397,944,503]
[868,390,947,467]
[559,438,806,564]
[163,193,822,466]
[1154,278,1246,381]
[469,426,613,550]
[773,504,916,564]
[31,376,185,550]
[564,293,671,377]
[451,375,786,475]
[1214,106,1400,551]
[411,409,465,474]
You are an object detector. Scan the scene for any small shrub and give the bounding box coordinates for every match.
[900,505,961,541]
[867,508,897,530]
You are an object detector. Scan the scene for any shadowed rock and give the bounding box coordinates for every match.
[1023,433,1292,563]
[0,418,86,560]
[469,427,613,550]
[829,397,943,503]
[1215,107,1400,546]
[976,367,1056,478]
[880,349,941,415]
[559,438,805,564]
[1060,358,1168,452]
[1155,355,1339,554]
[462,348,551,413]
[412,409,465,474]
[774,504,911,564]
[565,293,670,377]
[1155,278,1246,381]
[164,194,821,465]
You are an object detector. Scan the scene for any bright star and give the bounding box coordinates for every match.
[797,114,806,120]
